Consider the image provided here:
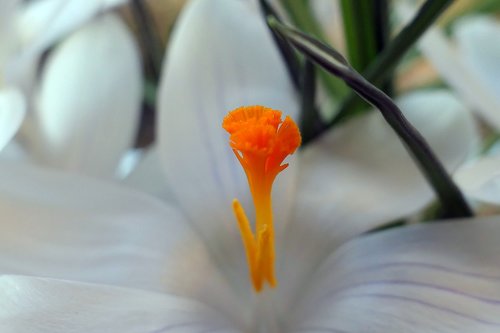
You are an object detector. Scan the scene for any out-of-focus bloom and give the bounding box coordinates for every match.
[395,5,500,208]
[1,0,141,180]
[0,0,492,332]
[27,13,142,178]
[398,2,500,130]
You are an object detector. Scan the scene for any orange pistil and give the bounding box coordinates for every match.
[222,105,301,292]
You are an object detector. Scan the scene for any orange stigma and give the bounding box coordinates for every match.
[222,105,301,292]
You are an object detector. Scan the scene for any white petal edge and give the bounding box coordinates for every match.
[18,0,128,55]
[33,14,142,178]
[7,0,129,91]
[0,275,241,333]
[290,216,500,333]
[455,156,500,205]
[0,88,26,151]
[396,3,500,130]
[275,90,478,313]
[157,0,299,289]
[121,146,176,202]
[454,16,500,97]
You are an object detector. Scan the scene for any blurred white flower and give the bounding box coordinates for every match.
[392,5,500,208]
[0,1,492,332]
[27,13,142,178]
[1,0,140,180]
[398,3,500,131]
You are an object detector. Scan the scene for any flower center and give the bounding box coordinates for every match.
[222,105,301,292]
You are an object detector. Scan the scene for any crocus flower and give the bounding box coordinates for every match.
[26,12,142,178]
[1,0,141,180]
[0,0,491,332]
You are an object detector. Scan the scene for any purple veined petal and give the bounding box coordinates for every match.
[0,275,242,333]
[0,87,25,151]
[32,14,142,178]
[275,90,479,315]
[157,0,299,292]
[291,216,500,333]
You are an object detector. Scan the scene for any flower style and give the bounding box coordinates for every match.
[0,0,496,332]
[223,106,301,291]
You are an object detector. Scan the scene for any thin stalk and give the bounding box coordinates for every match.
[269,19,473,219]
[332,0,454,126]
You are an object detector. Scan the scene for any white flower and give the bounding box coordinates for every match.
[400,4,500,131]
[396,9,500,209]
[1,0,141,180]
[27,13,142,178]
[0,0,490,332]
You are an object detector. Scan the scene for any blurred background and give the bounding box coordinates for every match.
[2,0,500,209]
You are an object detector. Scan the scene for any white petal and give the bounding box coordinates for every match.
[18,0,128,54]
[0,161,194,291]
[455,156,500,205]
[291,216,500,332]
[8,0,129,91]
[33,14,142,178]
[0,0,19,67]
[0,161,248,324]
[397,2,500,130]
[157,0,298,283]
[276,90,478,311]
[122,146,175,202]
[454,16,500,97]
[0,275,240,333]
[0,88,25,151]
[295,89,476,249]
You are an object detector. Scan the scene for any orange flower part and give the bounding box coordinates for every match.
[222,105,301,292]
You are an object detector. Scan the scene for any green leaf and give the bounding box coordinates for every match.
[340,0,391,115]
[259,0,302,90]
[130,0,163,82]
[365,0,453,87]
[333,0,454,125]
[299,59,324,143]
[341,0,381,71]
[268,19,473,219]
[279,0,347,99]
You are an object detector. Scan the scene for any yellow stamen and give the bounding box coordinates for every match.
[223,105,301,292]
